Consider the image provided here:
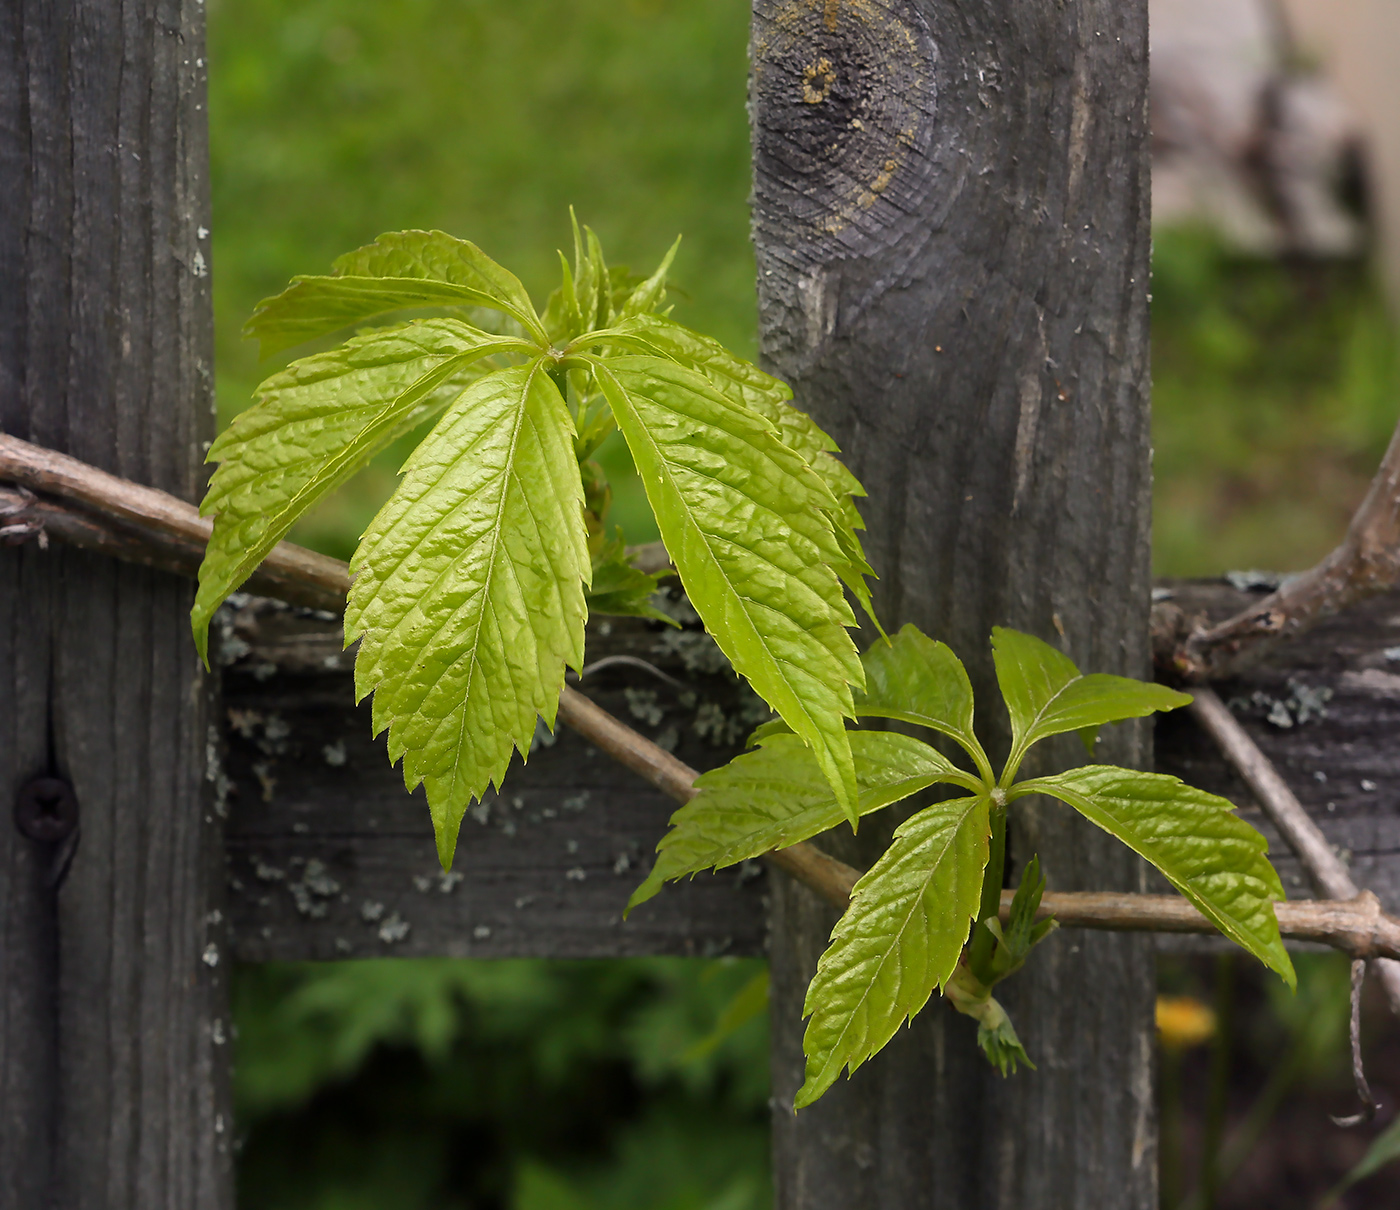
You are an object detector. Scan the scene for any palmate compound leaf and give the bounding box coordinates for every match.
[627,731,968,911]
[244,230,547,356]
[590,354,865,821]
[596,314,877,620]
[192,319,530,660]
[797,793,992,1107]
[852,624,990,777]
[345,359,590,869]
[1021,767,1296,987]
[991,626,1193,765]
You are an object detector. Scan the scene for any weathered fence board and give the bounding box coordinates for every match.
[216,580,1400,968]
[1156,581,1400,908]
[0,3,230,1208]
[219,600,768,962]
[751,1,1156,1206]
[8,2,1400,1208]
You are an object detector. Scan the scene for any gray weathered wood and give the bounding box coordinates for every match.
[212,583,1400,965]
[1154,581,1400,913]
[0,3,230,1207]
[750,2,1156,1205]
[218,599,769,961]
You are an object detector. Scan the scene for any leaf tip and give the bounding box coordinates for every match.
[191,609,212,670]
[624,872,664,916]
[434,822,460,872]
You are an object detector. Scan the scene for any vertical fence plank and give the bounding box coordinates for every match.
[0,2,230,1207]
[752,1,1156,1205]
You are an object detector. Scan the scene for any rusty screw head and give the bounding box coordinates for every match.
[15,777,78,843]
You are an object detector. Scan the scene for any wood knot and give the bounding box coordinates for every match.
[753,0,938,266]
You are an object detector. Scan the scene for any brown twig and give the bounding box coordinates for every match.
[1331,961,1378,1127]
[1189,687,1400,1015]
[0,434,349,612]
[6,432,1400,960]
[1171,416,1400,680]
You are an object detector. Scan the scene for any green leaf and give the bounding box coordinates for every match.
[619,236,680,318]
[975,854,1057,986]
[991,627,1192,767]
[944,964,1035,1077]
[590,355,864,822]
[191,319,526,660]
[1024,766,1295,987]
[244,230,545,355]
[796,794,992,1107]
[629,731,965,911]
[345,360,589,868]
[598,313,877,618]
[854,625,990,778]
[585,533,672,623]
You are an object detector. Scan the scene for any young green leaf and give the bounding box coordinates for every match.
[192,320,526,659]
[590,355,865,821]
[245,230,546,355]
[797,794,992,1107]
[345,360,589,869]
[597,313,877,618]
[585,533,672,623]
[619,236,680,318]
[629,731,969,911]
[991,627,1192,768]
[943,964,1035,1077]
[853,625,991,779]
[1021,766,1295,987]
[970,854,1057,987]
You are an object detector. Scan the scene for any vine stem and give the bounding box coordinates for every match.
[4,432,1400,960]
[1188,687,1400,1015]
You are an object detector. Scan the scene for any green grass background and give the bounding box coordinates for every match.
[207,2,1400,1206]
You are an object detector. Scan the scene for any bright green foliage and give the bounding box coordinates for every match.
[245,230,547,355]
[591,355,864,822]
[191,319,528,660]
[584,533,672,624]
[345,362,590,868]
[1018,767,1296,988]
[854,624,989,779]
[991,626,1193,769]
[195,221,870,865]
[639,623,1290,1104]
[628,731,969,912]
[796,794,991,1106]
[600,313,876,621]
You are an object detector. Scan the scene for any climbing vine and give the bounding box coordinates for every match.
[194,221,1291,1096]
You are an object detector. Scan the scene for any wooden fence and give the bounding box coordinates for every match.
[3,3,1396,1208]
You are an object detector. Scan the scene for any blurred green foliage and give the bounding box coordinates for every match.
[209,1,1400,1205]
[1152,228,1400,577]
[210,0,756,558]
[234,959,769,1209]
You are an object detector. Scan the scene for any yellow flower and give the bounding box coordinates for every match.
[1156,995,1216,1051]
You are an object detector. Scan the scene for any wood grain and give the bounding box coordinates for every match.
[751,2,1156,1205]
[0,4,231,1207]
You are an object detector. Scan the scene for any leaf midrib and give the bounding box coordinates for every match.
[1042,778,1274,951]
[595,361,834,746]
[444,359,550,806]
[815,798,982,1076]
